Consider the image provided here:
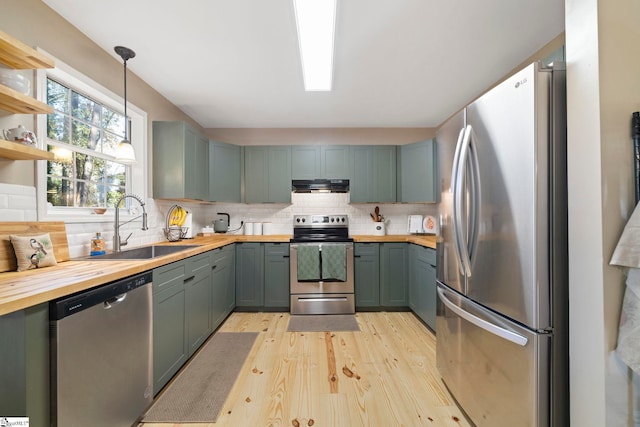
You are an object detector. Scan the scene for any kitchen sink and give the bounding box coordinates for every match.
[77,244,200,260]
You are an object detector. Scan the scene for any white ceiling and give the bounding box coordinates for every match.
[42,0,564,129]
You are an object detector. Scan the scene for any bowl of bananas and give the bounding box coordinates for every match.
[164,205,189,241]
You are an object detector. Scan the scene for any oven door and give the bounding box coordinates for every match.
[290,242,354,294]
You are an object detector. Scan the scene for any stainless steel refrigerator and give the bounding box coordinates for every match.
[435,62,568,427]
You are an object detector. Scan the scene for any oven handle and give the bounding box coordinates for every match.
[298,297,350,302]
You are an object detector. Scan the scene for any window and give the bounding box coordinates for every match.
[36,53,147,222]
[45,78,128,208]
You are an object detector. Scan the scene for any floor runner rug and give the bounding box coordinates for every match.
[287,314,360,332]
[142,332,258,423]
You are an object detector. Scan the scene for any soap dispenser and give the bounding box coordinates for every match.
[90,232,106,256]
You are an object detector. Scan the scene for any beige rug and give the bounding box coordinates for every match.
[287,314,360,332]
[142,332,258,423]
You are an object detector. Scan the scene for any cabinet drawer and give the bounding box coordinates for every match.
[355,242,379,256]
[416,245,436,265]
[264,242,290,257]
[153,261,187,294]
[186,252,210,278]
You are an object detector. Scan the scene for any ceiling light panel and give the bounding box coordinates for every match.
[293,0,337,91]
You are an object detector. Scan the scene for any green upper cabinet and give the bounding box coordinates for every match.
[291,145,321,179]
[349,146,396,203]
[209,141,241,202]
[291,145,350,179]
[321,145,350,178]
[153,121,209,201]
[398,139,437,203]
[244,146,292,203]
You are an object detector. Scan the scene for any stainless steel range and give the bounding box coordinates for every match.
[290,214,355,315]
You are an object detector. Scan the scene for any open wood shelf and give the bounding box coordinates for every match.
[0,30,55,69]
[0,84,53,114]
[0,139,54,161]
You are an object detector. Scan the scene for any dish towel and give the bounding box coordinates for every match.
[296,245,320,281]
[321,244,347,282]
[611,202,640,374]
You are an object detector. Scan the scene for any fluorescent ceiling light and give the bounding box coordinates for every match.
[293,0,337,91]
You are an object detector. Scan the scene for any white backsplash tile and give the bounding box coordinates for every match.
[0,183,438,258]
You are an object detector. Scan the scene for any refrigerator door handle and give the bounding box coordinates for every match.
[437,286,528,346]
[451,126,467,279]
[466,125,481,267]
[455,125,473,276]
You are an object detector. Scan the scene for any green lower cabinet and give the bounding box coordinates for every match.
[185,253,212,357]
[152,264,188,394]
[408,244,437,331]
[235,243,265,307]
[264,243,290,309]
[354,243,380,308]
[211,244,235,331]
[0,304,50,427]
[380,243,409,307]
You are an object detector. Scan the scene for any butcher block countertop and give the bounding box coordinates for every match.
[0,233,436,316]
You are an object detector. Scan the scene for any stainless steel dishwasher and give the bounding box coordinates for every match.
[50,271,153,427]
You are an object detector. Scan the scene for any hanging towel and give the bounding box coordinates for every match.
[610,202,640,374]
[296,245,321,281]
[321,244,347,282]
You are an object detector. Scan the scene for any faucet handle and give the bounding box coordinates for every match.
[121,232,133,246]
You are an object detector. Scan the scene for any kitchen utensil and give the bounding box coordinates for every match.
[374,206,380,222]
[213,212,230,233]
[2,125,37,145]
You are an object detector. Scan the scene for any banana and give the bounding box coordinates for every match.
[177,206,186,226]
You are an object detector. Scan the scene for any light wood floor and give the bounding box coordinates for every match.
[142,311,471,427]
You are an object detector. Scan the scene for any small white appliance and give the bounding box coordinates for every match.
[408,215,424,234]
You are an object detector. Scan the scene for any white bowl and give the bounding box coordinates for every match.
[0,69,30,94]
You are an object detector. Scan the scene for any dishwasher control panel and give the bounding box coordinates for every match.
[50,271,152,320]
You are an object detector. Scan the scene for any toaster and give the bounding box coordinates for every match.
[408,215,424,234]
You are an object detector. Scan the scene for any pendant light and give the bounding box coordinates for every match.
[114,46,137,164]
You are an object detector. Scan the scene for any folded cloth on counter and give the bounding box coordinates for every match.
[296,244,320,281]
[611,202,640,268]
[615,268,640,374]
[321,244,346,282]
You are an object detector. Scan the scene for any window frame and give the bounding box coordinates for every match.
[35,51,147,223]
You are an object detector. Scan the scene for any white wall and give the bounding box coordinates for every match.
[566,0,640,425]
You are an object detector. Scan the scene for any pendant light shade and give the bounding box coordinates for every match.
[114,46,137,164]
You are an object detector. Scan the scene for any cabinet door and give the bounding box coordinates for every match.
[423,262,437,330]
[211,245,234,330]
[374,146,397,202]
[399,139,437,202]
[321,145,350,179]
[268,146,292,203]
[185,253,211,357]
[291,145,320,179]
[264,243,290,308]
[153,121,209,201]
[380,243,408,306]
[354,243,380,307]
[235,243,264,307]
[245,146,291,203]
[408,244,419,312]
[153,282,187,393]
[349,146,374,203]
[244,146,268,203]
[209,141,241,202]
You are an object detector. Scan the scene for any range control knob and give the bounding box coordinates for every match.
[341,217,346,222]
[301,218,306,223]
[296,218,300,223]
[331,218,335,222]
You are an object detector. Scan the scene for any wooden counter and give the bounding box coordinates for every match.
[0,234,435,316]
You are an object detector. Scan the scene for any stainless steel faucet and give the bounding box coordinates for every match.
[114,194,148,252]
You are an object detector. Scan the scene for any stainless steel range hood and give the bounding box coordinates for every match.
[292,179,349,193]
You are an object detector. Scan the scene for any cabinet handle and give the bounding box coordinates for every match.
[283,255,290,258]
[212,265,217,270]
[184,275,195,282]
[354,255,362,258]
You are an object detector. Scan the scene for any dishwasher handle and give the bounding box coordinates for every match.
[104,293,127,309]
